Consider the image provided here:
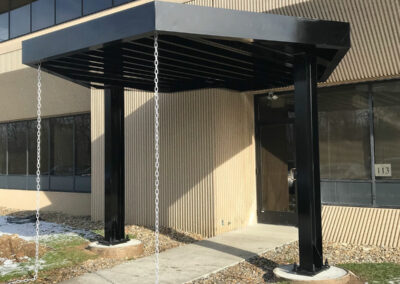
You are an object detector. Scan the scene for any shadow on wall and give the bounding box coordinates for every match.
[262,0,398,83]
[91,88,256,237]
[188,0,399,82]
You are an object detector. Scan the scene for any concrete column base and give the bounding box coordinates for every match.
[273,265,352,284]
[88,239,144,259]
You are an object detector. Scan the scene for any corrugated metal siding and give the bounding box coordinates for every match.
[124,89,217,236]
[322,206,400,247]
[0,50,26,74]
[213,91,257,235]
[91,89,105,221]
[187,0,400,85]
[91,88,256,237]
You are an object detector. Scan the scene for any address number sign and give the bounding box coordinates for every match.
[375,164,392,177]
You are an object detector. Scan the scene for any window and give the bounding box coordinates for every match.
[0,125,6,174]
[51,117,74,176]
[318,85,371,179]
[56,0,82,24]
[0,0,135,43]
[373,81,400,179]
[32,0,55,32]
[10,4,30,38]
[0,114,90,191]
[8,122,27,174]
[83,0,112,15]
[0,12,8,42]
[75,115,91,176]
[28,120,49,175]
[114,0,132,5]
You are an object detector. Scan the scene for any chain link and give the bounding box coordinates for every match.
[154,33,160,284]
[9,65,41,284]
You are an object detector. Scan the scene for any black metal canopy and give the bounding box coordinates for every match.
[22,1,350,92]
[21,1,351,275]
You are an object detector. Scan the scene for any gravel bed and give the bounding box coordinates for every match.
[3,206,399,283]
[190,241,400,284]
[0,207,203,283]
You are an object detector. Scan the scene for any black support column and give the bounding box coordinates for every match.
[294,52,323,274]
[104,86,126,244]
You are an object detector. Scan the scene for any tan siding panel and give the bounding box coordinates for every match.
[188,0,400,85]
[92,88,256,236]
[124,89,217,236]
[0,189,91,216]
[0,50,25,74]
[91,89,105,221]
[322,206,400,247]
[213,91,257,235]
[0,67,90,122]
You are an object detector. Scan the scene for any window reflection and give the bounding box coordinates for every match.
[75,115,91,176]
[0,114,90,190]
[32,0,55,31]
[373,81,400,179]
[51,117,74,176]
[318,85,371,179]
[0,12,8,42]
[10,4,30,38]
[56,0,82,24]
[28,120,49,175]
[83,0,112,15]
[114,0,132,5]
[8,122,27,175]
[0,125,6,174]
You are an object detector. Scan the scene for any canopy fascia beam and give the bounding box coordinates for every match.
[22,1,349,84]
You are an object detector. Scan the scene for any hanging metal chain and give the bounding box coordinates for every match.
[9,65,41,284]
[154,33,160,284]
[34,63,42,281]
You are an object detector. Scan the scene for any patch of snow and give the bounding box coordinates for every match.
[0,259,19,276]
[0,216,95,241]
[0,258,46,277]
[0,216,96,278]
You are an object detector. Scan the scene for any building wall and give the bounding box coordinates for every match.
[0,67,90,123]
[188,0,400,88]
[0,189,91,216]
[91,88,256,237]
[213,91,257,235]
[323,205,400,247]
[0,13,91,214]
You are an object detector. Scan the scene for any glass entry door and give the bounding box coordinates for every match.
[255,94,297,226]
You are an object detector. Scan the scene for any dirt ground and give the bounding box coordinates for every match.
[0,235,47,264]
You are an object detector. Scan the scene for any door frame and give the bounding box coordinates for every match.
[254,95,298,226]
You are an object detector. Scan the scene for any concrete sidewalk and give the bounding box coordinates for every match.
[62,224,297,284]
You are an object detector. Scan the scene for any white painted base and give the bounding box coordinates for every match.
[274,265,348,282]
[89,239,142,249]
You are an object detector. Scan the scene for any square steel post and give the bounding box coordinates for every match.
[104,86,126,244]
[294,52,323,274]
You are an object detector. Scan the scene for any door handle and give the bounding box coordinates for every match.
[288,168,296,187]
